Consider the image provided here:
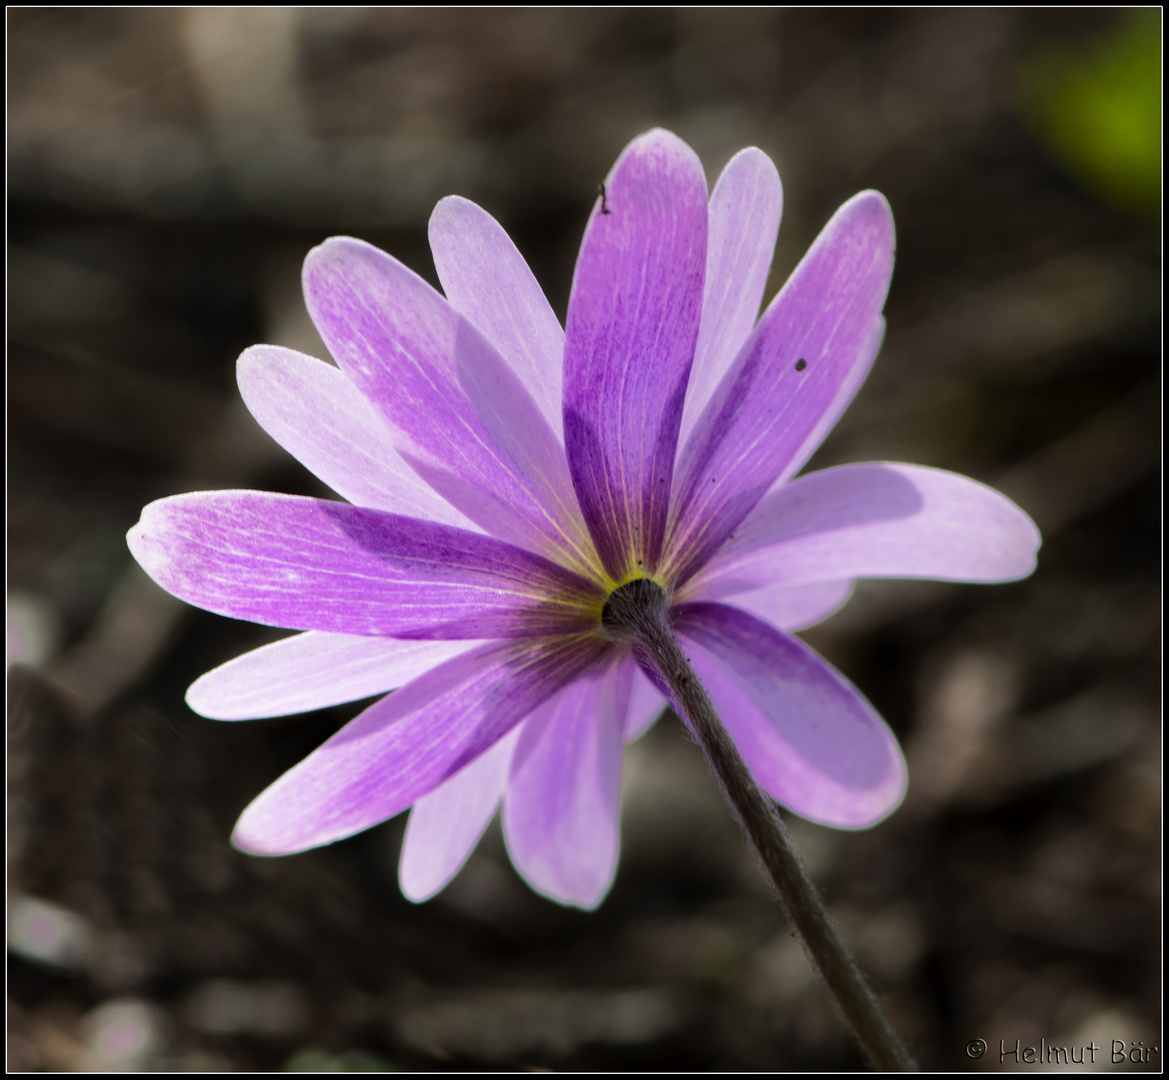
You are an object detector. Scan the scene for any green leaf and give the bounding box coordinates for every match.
[1022,11,1162,214]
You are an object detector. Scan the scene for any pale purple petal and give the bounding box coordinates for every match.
[678,148,783,450]
[503,658,631,908]
[303,238,593,573]
[667,192,895,585]
[429,196,565,442]
[681,579,855,633]
[186,632,485,720]
[128,491,604,639]
[672,603,906,828]
[624,659,668,741]
[563,129,708,581]
[399,727,520,902]
[233,635,608,855]
[237,345,477,529]
[773,315,885,488]
[697,463,1041,590]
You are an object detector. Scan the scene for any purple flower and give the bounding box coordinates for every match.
[127,130,1039,910]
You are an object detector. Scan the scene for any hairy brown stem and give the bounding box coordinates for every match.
[603,579,917,1072]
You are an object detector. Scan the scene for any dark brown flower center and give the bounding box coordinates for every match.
[601,577,666,638]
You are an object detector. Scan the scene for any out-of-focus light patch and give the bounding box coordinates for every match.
[8,893,92,968]
[6,591,62,669]
[909,649,1020,808]
[830,902,927,985]
[1057,1005,1159,1068]
[283,1047,399,1072]
[745,930,817,1009]
[1021,11,1161,214]
[80,998,166,1071]
[391,988,682,1059]
[183,978,310,1037]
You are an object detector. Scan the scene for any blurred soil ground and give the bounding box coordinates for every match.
[7,8,1160,1072]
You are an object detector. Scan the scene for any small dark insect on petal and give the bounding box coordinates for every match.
[599,183,611,215]
[795,358,807,371]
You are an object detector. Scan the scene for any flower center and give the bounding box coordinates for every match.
[600,577,666,640]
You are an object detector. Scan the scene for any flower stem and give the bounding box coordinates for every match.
[603,580,917,1072]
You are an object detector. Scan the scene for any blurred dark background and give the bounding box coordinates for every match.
[7,8,1160,1072]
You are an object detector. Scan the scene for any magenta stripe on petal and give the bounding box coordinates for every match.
[399,727,520,902]
[672,602,906,828]
[696,463,1041,590]
[678,148,783,451]
[233,635,608,855]
[563,129,708,581]
[503,657,631,908]
[186,632,484,720]
[429,196,566,442]
[303,237,592,572]
[667,192,895,585]
[128,491,605,639]
[237,345,477,528]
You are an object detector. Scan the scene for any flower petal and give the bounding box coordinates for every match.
[563,129,708,581]
[429,196,565,442]
[303,237,592,573]
[667,192,895,584]
[682,579,855,633]
[233,635,607,855]
[678,148,783,450]
[128,491,605,639]
[237,345,477,528]
[624,659,667,741]
[398,727,520,902]
[672,602,906,828]
[186,632,485,720]
[503,658,631,908]
[695,463,1041,591]
[774,315,885,488]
